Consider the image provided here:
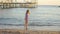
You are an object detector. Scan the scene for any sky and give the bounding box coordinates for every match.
[38,0,60,5]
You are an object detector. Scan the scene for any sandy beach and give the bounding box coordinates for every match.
[0,29,60,34]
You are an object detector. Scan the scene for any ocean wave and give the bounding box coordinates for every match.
[0,23,60,26]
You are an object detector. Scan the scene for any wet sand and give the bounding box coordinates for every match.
[0,29,60,34]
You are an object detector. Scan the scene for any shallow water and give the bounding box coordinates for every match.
[0,5,60,30]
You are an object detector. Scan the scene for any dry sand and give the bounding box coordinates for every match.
[0,29,60,34]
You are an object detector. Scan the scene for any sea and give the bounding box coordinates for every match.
[0,5,60,31]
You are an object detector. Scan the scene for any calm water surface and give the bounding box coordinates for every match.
[0,6,60,30]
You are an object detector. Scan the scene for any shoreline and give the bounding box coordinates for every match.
[0,29,60,34]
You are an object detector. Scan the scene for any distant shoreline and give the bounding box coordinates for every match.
[38,5,60,7]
